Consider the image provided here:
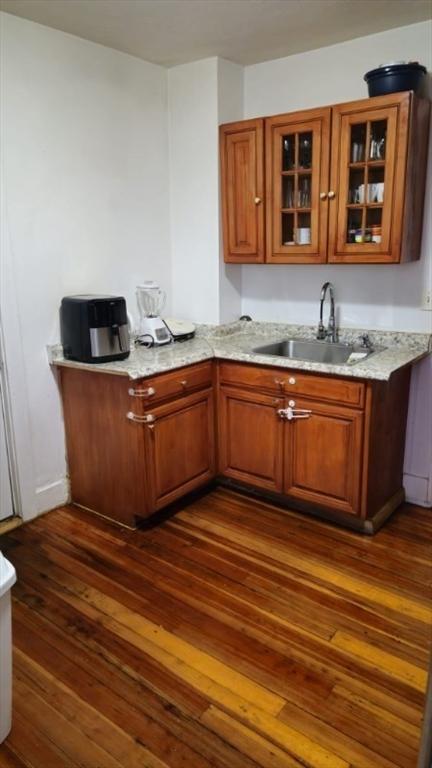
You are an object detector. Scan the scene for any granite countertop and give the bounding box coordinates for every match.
[48,321,431,382]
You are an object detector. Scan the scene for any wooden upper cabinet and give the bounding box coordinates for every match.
[328,92,429,263]
[219,119,265,263]
[265,107,331,263]
[219,93,429,265]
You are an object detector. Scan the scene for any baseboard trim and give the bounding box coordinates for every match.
[403,472,431,508]
[35,478,70,516]
[0,516,23,536]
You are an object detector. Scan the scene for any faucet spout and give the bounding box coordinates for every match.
[317,282,338,343]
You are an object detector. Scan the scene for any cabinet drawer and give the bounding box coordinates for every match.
[218,361,364,408]
[129,362,213,405]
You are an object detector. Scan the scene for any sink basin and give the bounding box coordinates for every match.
[252,338,380,365]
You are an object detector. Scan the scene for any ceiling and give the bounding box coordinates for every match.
[0,0,430,68]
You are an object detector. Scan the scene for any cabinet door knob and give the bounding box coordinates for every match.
[320,192,327,200]
[288,376,296,385]
[328,190,336,199]
[288,399,296,407]
[254,197,262,204]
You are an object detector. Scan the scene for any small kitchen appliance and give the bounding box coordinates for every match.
[60,295,130,363]
[163,317,196,342]
[136,282,171,346]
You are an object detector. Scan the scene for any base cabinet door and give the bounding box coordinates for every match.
[144,389,216,511]
[284,398,364,515]
[218,386,284,493]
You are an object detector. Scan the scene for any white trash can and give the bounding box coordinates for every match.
[0,552,16,743]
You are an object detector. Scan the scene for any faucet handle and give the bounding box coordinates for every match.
[316,322,326,340]
[358,333,372,349]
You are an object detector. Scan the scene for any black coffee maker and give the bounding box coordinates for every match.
[60,295,130,363]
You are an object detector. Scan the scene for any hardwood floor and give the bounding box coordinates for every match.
[0,488,431,768]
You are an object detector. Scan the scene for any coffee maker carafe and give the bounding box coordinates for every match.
[136,282,171,346]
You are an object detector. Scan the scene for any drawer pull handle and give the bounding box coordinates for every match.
[180,380,188,387]
[274,379,285,388]
[288,377,296,385]
[128,387,155,397]
[127,412,156,423]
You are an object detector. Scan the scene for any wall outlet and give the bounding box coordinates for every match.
[421,290,432,311]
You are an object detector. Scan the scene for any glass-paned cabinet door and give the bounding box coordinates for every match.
[265,108,331,263]
[328,98,406,263]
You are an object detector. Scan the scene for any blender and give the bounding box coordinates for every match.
[136,282,171,346]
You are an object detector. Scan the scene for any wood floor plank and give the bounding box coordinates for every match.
[201,707,302,768]
[13,673,123,768]
[174,510,432,624]
[330,630,428,691]
[2,709,78,768]
[1,490,430,768]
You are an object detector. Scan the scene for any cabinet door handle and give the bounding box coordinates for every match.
[254,196,262,204]
[328,190,336,199]
[288,407,312,420]
[320,192,328,200]
[128,386,155,397]
[278,406,312,421]
[126,411,156,423]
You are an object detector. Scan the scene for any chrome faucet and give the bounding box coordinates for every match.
[317,281,338,343]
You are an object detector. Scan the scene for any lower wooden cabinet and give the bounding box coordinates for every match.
[218,386,284,493]
[60,366,149,526]
[284,397,364,515]
[144,389,215,511]
[218,384,364,515]
[217,362,411,531]
[60,364,216,527]
[59,357,411,532]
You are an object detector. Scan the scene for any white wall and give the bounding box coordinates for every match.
[168,57,244,324]
[0,12,170,519]
[217,58,244,323]
[242,20,432,333]
[168,58,220,323]
[404,356,432,506]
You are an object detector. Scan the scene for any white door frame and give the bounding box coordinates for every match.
[0,318,19,518]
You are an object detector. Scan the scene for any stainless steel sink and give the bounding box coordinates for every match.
[252,338,381,365]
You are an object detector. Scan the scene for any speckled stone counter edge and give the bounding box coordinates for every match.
[47,321,431,382]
